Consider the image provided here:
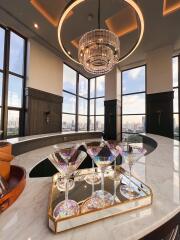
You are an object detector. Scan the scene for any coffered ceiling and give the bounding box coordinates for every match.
[0,0,179,78]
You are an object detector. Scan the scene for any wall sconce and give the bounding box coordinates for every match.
[44,111,50,124]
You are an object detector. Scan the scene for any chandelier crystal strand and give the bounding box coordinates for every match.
[78,29,120,75]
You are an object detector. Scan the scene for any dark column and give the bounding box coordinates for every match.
[25,87,63,135]
[146,91,173,138]
[104,99,120,140]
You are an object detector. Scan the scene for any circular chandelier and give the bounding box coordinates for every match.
[78,29,120,74]
[58,0,144,75]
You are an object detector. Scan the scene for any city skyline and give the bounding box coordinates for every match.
[62,116,104,132]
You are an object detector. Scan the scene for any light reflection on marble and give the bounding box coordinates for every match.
[2,131,101,144]
[0,134,180,240]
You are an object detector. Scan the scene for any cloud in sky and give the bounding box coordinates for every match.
[79,98,87,115]
[63,65,105,97]
[63,92,76,113]
[122,66,145,94]
[96,76,105,96]
[123,93,145,114]
[79,75,88,97]
[9,32,24,75]
[174,88,178,113]
[63,64,76,92]
[173,57,178,87]
[127,67,143,80]
[0,29,5,68]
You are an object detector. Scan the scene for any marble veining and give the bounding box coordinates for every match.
[0,134,180,240]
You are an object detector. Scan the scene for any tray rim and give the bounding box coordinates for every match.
[48,166,153,232]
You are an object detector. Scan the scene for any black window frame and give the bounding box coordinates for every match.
[89,76,105,132]
[62,63,105,132]
[173,55,180,141]
[0,24,27,139]
[62,63,89,132]
[121,64,147,140]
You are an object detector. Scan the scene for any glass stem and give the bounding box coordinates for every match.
[114,158,117,201]
[101,168,105,193]
[92,159,94,195]
[114,156,116,179]
[129,163,132,191]
[65,175,69,204]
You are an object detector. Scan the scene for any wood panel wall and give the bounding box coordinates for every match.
[25,87,63,135]
[146,91,174,138]
[104,99,120,140]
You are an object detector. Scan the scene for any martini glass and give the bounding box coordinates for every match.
[49,148,87,218]
[50,144,80,191]
[87,142,121,207]
[120,144,146,199]
[106,141,122,202]
[84,141,103,186]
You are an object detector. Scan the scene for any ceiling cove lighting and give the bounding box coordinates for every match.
[163,0,180,16]
[31,0,74,27]
[58,0,144,75]
[31,0,58,27]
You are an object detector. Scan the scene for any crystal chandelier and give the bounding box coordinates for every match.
[78,29,120,75]
[78,0,120,75]
[57,0,144,75]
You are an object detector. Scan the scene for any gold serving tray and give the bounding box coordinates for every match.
[48,166,152,233]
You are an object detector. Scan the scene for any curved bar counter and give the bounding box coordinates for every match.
[0,133,180,240]
[3,131,102,156]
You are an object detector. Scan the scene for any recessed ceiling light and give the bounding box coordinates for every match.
[34,23,39,29]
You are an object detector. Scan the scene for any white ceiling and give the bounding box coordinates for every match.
[0,0,179,78]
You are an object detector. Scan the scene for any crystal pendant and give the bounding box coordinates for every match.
[78,29,120,75]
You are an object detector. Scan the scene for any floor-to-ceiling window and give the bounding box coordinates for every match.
[89,76,105,131]
[121,65,146,140]
[62,64,105,132]
[0,26,27,139]
[62,64,77,132]
[173,56,179,140]
[62,64,88,132]
[78,74,88,131]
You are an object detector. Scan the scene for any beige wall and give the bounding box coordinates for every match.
[105,46,175,97]
[105,67,121,101]
[27,39,63,96]
[146,45,173,94]
[105,67,121,139]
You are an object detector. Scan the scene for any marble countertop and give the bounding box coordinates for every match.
[1,134,180,240]
[2,131,101,144]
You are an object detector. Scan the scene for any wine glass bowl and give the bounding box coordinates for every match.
[48,147,87,219]
[49,146,84,191]
[120,144,146,199]
[83,142,102,185]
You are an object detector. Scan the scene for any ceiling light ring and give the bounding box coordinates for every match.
[57,0,144,65]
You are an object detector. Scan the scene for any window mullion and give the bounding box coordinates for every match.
[94,78,96,130]
[87,78,90,131]
[19,37,27,136]
[2,29,10,139]
[75,72,79,131]
[178,56,180,140]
